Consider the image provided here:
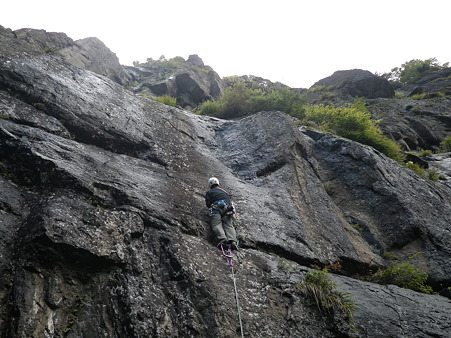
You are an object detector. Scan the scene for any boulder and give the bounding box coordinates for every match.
[309,69,395,103]
[126,55,225,108]
[175,71,213,107]
[186,54,204,67]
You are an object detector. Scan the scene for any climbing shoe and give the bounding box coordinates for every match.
[230,241,239,251]
[217,239,228,248]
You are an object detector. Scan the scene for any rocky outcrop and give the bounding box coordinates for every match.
[396,67,451,98]
[125,55,225,109]
[308,69,394,103]
[304,68,451,153]
[0,27,72,61]
[366,67,451,152]
[56,37,130,85]
[366,97,451,151]
[0,28,129,86]
[0,27,450,337]
[12,28,73,53]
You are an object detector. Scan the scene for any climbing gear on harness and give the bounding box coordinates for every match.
[210,200,236,217]
[210,199,233,216]
[208,177,219,187]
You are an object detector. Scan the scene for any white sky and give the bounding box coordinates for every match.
[2,0,450,88]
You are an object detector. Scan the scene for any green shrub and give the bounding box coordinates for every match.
[152,95,177,106]
[308,85,326,93]
[404,161,426,177]
[297,269,355,321]
[427,168,440,181]
[404,162,443,181]
[195,100,224,116]
[277,259,295,271]
[197,82,305,119]
[307,85,335,93]
[410,93,427,100]
[417,149,433,157]
[440,136,451,152]
[218,83,255,118]
[411,92,445,100]
[372,262,433,294]
[372,253,433,294]
[303,100,403,161]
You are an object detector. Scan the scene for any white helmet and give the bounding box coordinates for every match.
[208,177,219,187]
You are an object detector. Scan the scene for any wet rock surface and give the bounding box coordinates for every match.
[0,28,450,337]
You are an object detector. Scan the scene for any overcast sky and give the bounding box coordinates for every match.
[2,0,450,88]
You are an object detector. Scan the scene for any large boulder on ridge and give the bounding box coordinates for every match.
[308,69,395,103]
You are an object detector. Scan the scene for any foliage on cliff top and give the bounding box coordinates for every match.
[197,78,402,161]
[381,58,449,84]
[196,78,305,119]
[132,55,208,75]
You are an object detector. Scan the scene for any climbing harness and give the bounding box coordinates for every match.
[219,243,244,338]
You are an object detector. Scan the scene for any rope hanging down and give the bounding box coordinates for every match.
[219,244,244,338]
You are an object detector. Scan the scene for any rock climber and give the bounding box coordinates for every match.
[205,177,238,251]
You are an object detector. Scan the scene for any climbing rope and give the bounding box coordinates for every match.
[220,244,244,338]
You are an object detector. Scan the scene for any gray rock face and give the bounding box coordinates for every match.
[0,28,129,86]
[335,274,451,337]
[305,129,451,283]
[0,29,450,337]
[0,28,72,61]
[366,97,451,151]
[56,37,130,85]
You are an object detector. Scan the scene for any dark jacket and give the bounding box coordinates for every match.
[205,186,231,208]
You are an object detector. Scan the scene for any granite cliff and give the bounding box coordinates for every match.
[0,27,450,337]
